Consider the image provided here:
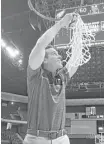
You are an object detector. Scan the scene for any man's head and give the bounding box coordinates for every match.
[43,45,63,73]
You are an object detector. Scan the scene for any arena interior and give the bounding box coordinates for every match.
[1,0,104,143]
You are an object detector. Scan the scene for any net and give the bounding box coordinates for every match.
[62,14,96,70]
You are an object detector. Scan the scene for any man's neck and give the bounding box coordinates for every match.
[52,71,57,77]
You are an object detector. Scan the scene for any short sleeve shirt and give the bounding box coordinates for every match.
[27,65,70,135]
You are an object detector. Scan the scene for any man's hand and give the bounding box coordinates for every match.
[61,13,73,28]
[69,12,79,27]
[61,13,79,28]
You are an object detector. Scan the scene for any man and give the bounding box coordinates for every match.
[23,13,78,144]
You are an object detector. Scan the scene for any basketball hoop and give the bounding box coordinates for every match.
[28,0,61,21]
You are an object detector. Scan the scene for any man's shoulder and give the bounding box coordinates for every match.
[27,64,43,79]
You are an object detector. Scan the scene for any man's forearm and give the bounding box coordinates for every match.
[36,19,64,50]
[28,19,65,69]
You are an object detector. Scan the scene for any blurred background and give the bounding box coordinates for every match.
[1,0,104,144]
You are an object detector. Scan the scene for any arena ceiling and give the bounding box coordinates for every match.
[1,0,104,97]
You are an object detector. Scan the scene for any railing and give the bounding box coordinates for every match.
[1,92,104,106]
[1,118,27,125]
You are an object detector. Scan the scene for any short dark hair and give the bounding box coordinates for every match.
[45,45,54,58]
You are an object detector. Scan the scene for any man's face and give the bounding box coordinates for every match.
[45,48,63,72]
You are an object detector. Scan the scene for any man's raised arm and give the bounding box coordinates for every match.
[29,14,73,70]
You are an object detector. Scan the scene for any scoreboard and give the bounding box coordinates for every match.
[54,3,104,48]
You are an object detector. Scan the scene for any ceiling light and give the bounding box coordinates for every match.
[1,39,6,47]
[18,59,22,65]
[14,49,20,56]
[6,47,17,58]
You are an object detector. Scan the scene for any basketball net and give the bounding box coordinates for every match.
[63,14,95,70]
